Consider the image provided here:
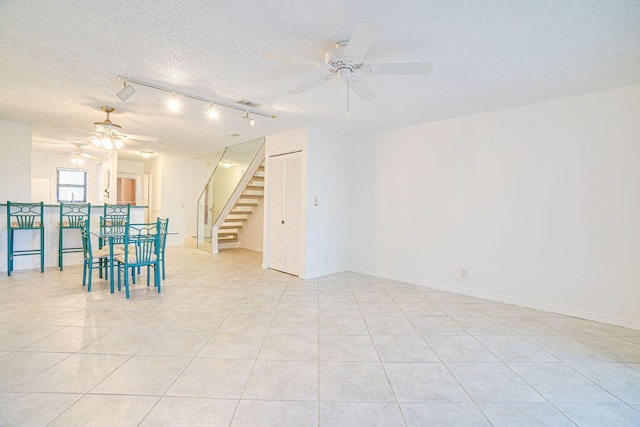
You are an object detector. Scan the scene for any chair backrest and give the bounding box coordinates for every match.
[79,219,92,260]
[7,201,44,229]
[123,221,160,265]
[100,215,129,245]
[60,203,90,228]
[157,217,169,253]
[104,204,130,219]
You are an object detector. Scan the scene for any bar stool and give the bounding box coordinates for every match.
[6,201,45,276]
[58,203,90,271]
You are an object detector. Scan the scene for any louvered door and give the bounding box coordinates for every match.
[267,151,302,276]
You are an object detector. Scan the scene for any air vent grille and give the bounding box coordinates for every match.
[226,133,240,138]
[237,100,262,108]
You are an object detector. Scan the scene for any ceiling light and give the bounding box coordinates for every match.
[91,138,101,147]
[70,156,83,165]
[102,137,114,150]
[221,161,232,168]
[241,112,255,126]
[169,93,180,111]
[117,81,136,101]
[113,140,124,149]
[140,151,153,158]
[207,104,219,119]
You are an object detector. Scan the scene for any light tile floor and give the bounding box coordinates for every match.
[1,247,640,426]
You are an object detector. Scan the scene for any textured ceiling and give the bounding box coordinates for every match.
[0,0,639,158]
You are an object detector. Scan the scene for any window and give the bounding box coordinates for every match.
[57,168,87,203]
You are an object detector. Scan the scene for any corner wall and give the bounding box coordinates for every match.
[0,120,32,202]
[349,84,640,329]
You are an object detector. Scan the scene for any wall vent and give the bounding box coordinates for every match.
[226,133,240,138]
[237,99,261,108]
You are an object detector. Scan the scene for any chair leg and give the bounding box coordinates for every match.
[87,261,93,292]
[40,227,45,273]
[156,262,161,293]
[162,258,166,280]
[7,229,12,277]
[147,266,151,287]
[82,261,87,287]
[124,266,130,299]
[59,228,63,271]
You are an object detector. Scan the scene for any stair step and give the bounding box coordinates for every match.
[218,238,238,243]
[224,217,248,223]
[250,176,264,182]
[219,225,241,230]
[232,209,252,215]
[239,194,263,200]
[246,185,264,191]
[257,166,265,171]
[235,202,258,207]
[218,232,238,238]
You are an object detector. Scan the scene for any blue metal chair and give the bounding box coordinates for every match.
[6,201,45,276]
[104,203,130,218]
[157,217,169,280]
[79,219,109,292]
[115,220,161,298]
[58,202,90,271]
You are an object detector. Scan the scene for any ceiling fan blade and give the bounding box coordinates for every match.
[80,153,99,159]
[288,75,334,95]
[365,62,434,75]
[349,78,376,101]
[262,52,324,68]
[342,21,381,60]
[121,133,159,142]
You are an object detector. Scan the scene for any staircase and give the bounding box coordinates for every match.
[217,163,265,245]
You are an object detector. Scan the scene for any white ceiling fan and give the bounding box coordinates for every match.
[262,21,434,103]
[90,106,158,150]
[57,143,99,164]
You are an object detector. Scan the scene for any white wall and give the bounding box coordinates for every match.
[350,84,640,329]
[0,120,32,202]
[263,127,308,275]
[238,198,264,252]
[263,126,352,279]
[31,151,102,204]
[305,126,351,278]
[155,154,219,245]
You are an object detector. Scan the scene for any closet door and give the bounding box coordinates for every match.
[267,151,302,276]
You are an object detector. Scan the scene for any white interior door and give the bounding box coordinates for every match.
[267,151,302,276]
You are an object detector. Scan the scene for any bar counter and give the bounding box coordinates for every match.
[0,204,147,273]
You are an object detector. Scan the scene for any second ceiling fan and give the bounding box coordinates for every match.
[263,21,433,102]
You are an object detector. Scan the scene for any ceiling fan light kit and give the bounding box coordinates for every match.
[262,21,433,114]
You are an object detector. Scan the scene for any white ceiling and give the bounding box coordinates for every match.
[1,0,639,159]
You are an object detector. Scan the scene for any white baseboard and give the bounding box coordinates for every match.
[302,265,349,280]
[348,266,640,331]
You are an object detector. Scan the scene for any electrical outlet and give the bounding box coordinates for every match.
[460,268,468,279]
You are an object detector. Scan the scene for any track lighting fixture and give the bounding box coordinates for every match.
[241,112,255,127]
[169,93,180,111]
[117,81,136,101]
[207,104,219,119]
[117,76,276,124]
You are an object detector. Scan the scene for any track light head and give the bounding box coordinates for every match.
[117,81,136,101]
[241,112,255,126]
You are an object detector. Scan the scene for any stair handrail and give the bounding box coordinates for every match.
[211,142,265,253]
